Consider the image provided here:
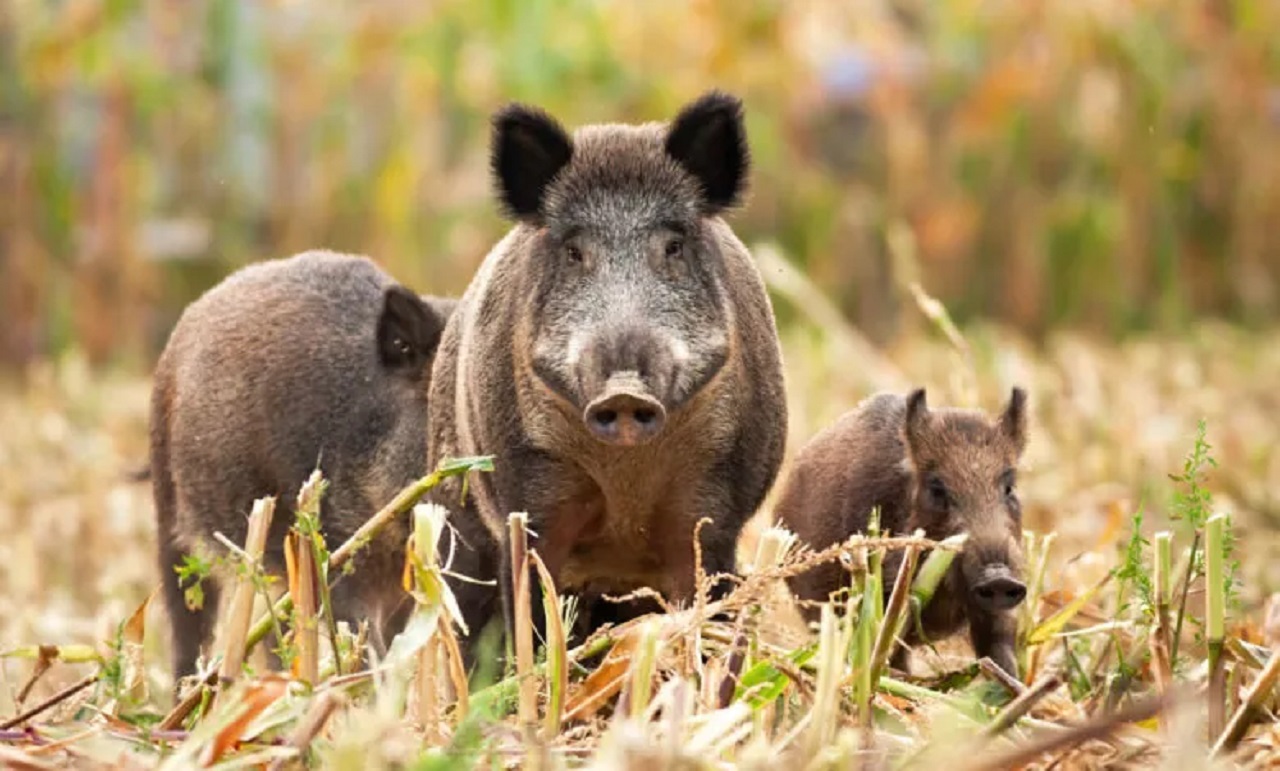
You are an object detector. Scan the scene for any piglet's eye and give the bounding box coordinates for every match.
[1000,470,1017,498]
[926,477,950,509]
[565,245,584,264]
[664,238,684,259]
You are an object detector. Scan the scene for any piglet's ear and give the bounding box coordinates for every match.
[1000,386,1029,457]
[377,285,445,374]
[664,90,750,215]
[903,388,930,454]
[491,103,574,222]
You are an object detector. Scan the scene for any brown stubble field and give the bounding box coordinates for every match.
[1,273,1279,766]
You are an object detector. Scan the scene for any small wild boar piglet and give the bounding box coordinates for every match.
[775,387,1029,677]
[151,250,453,681]
[428,91,789,653]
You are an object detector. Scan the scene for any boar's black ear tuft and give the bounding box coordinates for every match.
[491,103,574,222]
[1000,386,1029,456]
[903,388,930,452]
[664,90,749,214]
[377,285,445,373]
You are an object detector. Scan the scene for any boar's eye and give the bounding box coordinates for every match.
[664,238,685,260]
[925,475,950,510]
[565,244,584,264]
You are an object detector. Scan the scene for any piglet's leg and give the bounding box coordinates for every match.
[889,644,913,675]
[969,609,1020,679]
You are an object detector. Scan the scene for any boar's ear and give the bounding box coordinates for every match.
[903,388,930,454]
[491,103,573,222]
[665,90,749,214]
[999,386,1028,456]
[377,285,446,373]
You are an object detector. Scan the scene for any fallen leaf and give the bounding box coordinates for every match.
[199,676,290,765]
[564,627,645,723]
[1027,572,1113,646]
[1092,500,1128,552]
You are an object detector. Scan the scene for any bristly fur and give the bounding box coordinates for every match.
[430,91,786,662]
[775,387,1030,676]
[151,250,454,681]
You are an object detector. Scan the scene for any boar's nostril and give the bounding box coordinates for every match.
[584,391,667,447]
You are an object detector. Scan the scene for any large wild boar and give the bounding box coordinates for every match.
[428,91,789,650]
[775,388,1029,677]
[150,250,452,680]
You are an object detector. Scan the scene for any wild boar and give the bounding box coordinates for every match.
[427,91,789,652]
[775,388,1029,677]
[150,250,452,680]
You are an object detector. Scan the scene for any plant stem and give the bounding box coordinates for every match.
[869,542,920,682]
[1151,531,1174,694]
[1213,633,1280,754]
[1169,533,1200,668]
[0,673,98,730]
[508,512,537,730]
[1205,514,1228,740]
[218,497,276,695]
[982,673,1062,737]
[242,464,477,656]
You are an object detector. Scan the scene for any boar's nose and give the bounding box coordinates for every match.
[971,573,1027,613]
[583,377,667,447]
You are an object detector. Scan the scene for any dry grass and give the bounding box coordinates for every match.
[2,274,1280,768]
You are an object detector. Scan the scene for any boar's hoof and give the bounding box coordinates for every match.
[971,572,1027,613]
[584,391,666,446]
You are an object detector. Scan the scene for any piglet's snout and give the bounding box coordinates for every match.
[970,564,1027,613]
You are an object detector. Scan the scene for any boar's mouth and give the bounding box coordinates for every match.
[582,372,667,447]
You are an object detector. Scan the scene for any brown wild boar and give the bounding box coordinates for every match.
[775,387,1029,677]
[427,91,789,651]
[150,250,452,680]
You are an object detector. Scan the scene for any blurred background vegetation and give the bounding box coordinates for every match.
[4,1,1280,714]
[3,0,1280,374]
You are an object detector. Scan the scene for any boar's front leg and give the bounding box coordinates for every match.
[660,485,746,611]
[158,534,222,684]
[495,456,600,652]
[969,607,1020,679]
[673,440,782,608]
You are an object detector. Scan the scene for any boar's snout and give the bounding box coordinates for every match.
[583,373,667,446]
[970,564,1027,613]
[574,322,681,444]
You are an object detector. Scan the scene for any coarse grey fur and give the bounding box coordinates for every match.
[150,250,453,681]
[428,92,788,655]
[775,388,1029,677]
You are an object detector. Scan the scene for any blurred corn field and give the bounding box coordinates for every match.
[4,0,1280,372]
